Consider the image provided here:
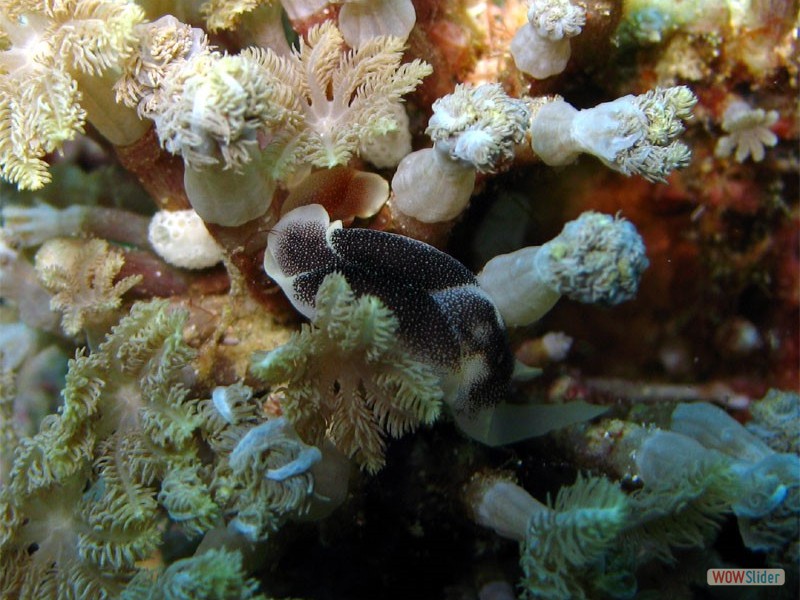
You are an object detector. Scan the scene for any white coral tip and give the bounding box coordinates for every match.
[148,209,224,269]
[715,99,779,163]
[528,0,586,40]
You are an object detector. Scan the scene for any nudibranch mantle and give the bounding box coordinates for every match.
[264,204,514,415]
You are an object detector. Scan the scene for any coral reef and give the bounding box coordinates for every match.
[0,0,797,598]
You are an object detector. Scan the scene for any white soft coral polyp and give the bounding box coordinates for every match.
[338,0,416,48]
[390,147,476,223]
[510,0,586,79]
[530,87,697,182]
[715,99,779,163]
[532,97,645,167]
[148,209,224,269]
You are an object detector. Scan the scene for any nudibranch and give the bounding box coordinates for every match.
[263,204,514,417]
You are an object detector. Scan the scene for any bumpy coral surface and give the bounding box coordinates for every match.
[0,0,797,598]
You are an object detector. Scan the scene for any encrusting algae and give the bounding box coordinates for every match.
[0,0,797,598]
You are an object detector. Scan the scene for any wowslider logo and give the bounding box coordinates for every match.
[707,569,785,586]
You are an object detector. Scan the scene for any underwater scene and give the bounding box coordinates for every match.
[0,0,798,598]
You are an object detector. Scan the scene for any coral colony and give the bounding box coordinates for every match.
[0,0,797,598]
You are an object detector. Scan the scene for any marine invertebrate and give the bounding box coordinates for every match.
[618,0,722,44]
[631,429,745,555]
[1,199,152,250]
[358,100,412,168]
[261,204,611,448]
[0,366,18,487]
[251,272,443,473]
[635,401,800,557]
[390,146,478,223]
[544,421,763,594]
[426,83,530,172]
[193,378,344,543]
[33,237,142,336]
[747,389,800,455]
[477,211,649,326]
[392,83,530,222]
[465,472,629,600]
[515,331,573,366]
[530,86,697,182]
[255,21,432,180]
[510,0,587,79]
[0,234,59,331]
[223,416,321,540]
[200,0,416,50]
[200,0,278,33]
[0,322,36,375]
[0,0,146,190]
[117,16,281,225]
[120,547,266,600]
[200,0,327,33]
[670,401,774,464]
[714,98,779,163]
[466,397,798,599]
[135,19,430,226]
[262,204,514,416]
[194,382,323,540]
[280,166,390,223]
[147,209,224,270]
[146,47,287,226]
[338,0,417,48]
[0,202,86,248]
[115,15,209,116]
[0,300,210,597]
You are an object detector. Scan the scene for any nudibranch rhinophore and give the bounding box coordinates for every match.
[263,203,514,416]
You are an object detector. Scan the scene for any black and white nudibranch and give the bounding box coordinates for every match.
[264,204,514,415]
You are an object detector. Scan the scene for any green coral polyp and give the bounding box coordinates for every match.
[0,0,147,189]
[120,547,266,600]
[0,300,214,597]
[1,299,313,592]
[251,272,443,474]
[520,475,630,600]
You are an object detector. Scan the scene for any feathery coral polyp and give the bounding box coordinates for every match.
[0,0,145,189]
[251,273,443,473]
[256,21,432,178]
